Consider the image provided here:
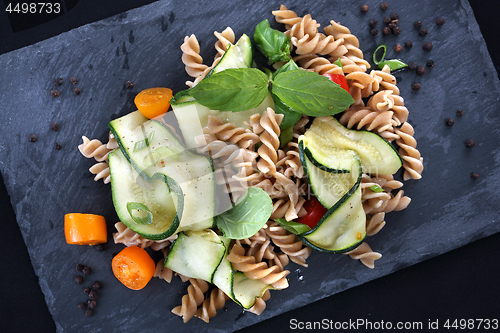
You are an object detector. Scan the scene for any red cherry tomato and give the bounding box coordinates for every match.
[295,196,328,229]
[323,73,350,93]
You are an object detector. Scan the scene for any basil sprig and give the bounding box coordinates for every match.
[272,69,354,117]
[127,202,153,225]
[373,44,408,71]
[254,19,291,64]
[274,218,311,235]
[215,187,273,239]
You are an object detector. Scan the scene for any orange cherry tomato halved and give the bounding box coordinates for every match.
[134,87,173,119]
[295,196,328,229]
[64,213,107,246]
[322,73,350,93]
[112,246,156,290]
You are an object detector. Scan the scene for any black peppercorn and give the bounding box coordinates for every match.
[456,110,464,116]
[55,142,62,150]
[125,81,134,89]
[84,286,91,294]
[370,28,378,36]
[445,118,454,127]
[423,42,433,51]
[28,134,37,142]
[50,122,59,131]
[74,275,83,284]
[394,44,403,53]
[92,281,102,290]
[380,3,388,10]
[412,83,421,91]
[414,21,422,28]
[83,266,92,275]
[76,263,85,272]
[426,60,435,68]
[465,139,475,148]
[416,66,426,76]
[88,300,97,309]
[73,87,81,95]
[77,302,86,310]
[390,13,399,20]
[70,77,78,85]
[54,78,63,86]
[369,19,378,28]
[471,172,479,180]
[392,26,401,35]
[419,28,428,36]
[89,290,99,300]
[85,309,94,317]
[360,5,369,13]
[50,89,60,98]
[383,17,391,25]
[405,40,413,49]
[382,27,391,36]
[436,17,445,26]
[408,62,418,71]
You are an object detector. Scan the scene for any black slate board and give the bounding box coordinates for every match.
[1,0,499,332]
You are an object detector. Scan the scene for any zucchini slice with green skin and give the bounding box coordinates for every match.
[109,111,215,235]
[299,139,360,209]
[165,230,226,283]
[209,34,253,76]
[299,145,366,253]
[306,116,402,175]
[108,149,178,240]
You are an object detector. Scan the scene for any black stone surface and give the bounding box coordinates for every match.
[0,0,499,332]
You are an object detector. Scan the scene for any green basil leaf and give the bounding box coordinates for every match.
[254,19,291,64]
[369,184,384,193]
[190,68,269,112]
[215,187,273,239]
[134,130,155,152]
[274,218,311,235]
[378,59,408,71]
[272,93,303,129]
[333,57,343,68]
[272,69,354,117]
[373,44,387,66]
[126,202,153,225]
[279,126,294,148]
[273,59,300,80]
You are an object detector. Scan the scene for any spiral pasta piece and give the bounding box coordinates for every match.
[214,27,235,61]
[172,278,210,323]
[395,122,424,180]
[256,108,283,175]
[203,116,260,149]
[340,107,395,133]
[226,242,289,289]
[194,288,229,323]
[293,54,343,75]
[272,4,302,30]
[366,212,386,236]
[154,249,173,283]
[88,162,110,184]
[265,221,312,267]
[181,34,208,78]
[78,136,114,162]
[345,242,381,269]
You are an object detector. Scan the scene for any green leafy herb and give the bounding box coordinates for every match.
[254,19,291,64]
[279,126,294,148]
[126,202,153,225]
[369,184,384,193]
[272,93,303,129]
[373,44,407,71]
[134,130,155,152]
[274,218,311,235]
[215,187,273,239]
[190,68,269,112]
[273,59,300,79]
[272,69,354,116]
[333,57,343,68]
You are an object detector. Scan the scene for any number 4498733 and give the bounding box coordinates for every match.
[5,3,61,14]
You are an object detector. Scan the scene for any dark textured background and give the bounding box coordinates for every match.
[1,0,499,332]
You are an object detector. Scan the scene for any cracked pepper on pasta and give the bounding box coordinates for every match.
[77,4,423,323]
